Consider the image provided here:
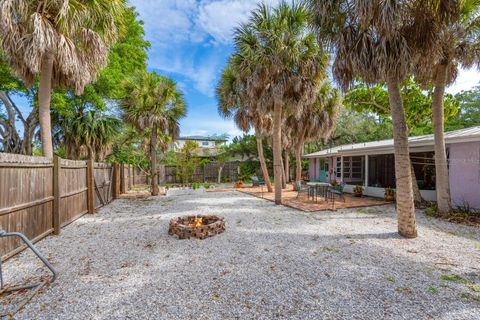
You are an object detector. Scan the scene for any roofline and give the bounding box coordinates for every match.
[303,126,480,159]
[176,137,227,142]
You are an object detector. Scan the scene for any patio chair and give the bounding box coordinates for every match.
[327,182,346,202]
[251,176,265,187]
[295,181,311,199]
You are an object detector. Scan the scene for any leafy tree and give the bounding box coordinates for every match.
[0,0,126,158]
[122,72,186,196]
[49,6,149,160]
[344,79,459,136]
[447,84,480,130]
[0,51,38,154]
[215,145,232,184]
[175,141,201,184]
[51,91,120,161]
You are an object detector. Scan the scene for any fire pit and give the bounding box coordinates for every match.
[168,215,225,240]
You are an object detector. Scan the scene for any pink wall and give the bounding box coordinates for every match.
[449,141,480,209]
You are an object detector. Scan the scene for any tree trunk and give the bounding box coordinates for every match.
[273,100,283,204]
[150,124,159,196]
[280,152,287,189]
[284,149,290,183]
[387,78,417,238]
[295,139,305,182]
[255,130,273,192]
[410,162,423,206]
[38,54,55,158]
[217,165,224,184]
[432,63,452,213]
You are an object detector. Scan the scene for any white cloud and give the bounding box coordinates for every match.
[196,0,277,44]
[128,0,281,96]
[180,116,244,139]
[446,68,480,94]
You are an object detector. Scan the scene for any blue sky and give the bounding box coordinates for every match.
[129,0,479,140]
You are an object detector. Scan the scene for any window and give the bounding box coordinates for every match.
[342,156,364,185]
[336,157,342,179]
[368,154,395,188]
[202,141,209,146]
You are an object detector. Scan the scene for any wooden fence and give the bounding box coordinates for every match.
[162,161,241,184]
[0,153,120,261]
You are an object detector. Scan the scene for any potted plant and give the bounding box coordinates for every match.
[353,185,363,197]
[384,187,395,201]
[235,180,244,188]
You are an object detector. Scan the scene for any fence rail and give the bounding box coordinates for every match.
[0,154,121,261]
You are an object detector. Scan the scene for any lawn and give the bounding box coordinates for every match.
[3,191,480,319]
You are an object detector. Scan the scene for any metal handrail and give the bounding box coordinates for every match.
[0,230,58,317]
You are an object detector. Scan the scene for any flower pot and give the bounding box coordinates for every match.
[235,182,244,188]
[384,195,395,202]
[354,192,362,198]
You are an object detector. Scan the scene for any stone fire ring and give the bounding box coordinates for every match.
[168,215,225,240]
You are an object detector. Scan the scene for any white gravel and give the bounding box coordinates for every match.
[2,191,480,319]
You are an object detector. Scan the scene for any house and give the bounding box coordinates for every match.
[171,136,227,156]
[304,126,480,209]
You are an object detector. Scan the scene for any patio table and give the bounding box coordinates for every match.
[306,182,331,202]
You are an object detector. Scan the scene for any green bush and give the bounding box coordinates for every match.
[239,161,261,181]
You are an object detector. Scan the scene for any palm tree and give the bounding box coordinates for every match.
[0,0,125,158]
[217,62,274,192]
[234,3,328,204]
[122,72,186,196]
[307,0,458,238]
[52,108,120,161]
[286,82,342,182]
[415,0,480,213]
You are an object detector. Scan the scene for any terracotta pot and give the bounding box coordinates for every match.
[354,192,362,198]
[384,194,395,202]
[235,182,244,188]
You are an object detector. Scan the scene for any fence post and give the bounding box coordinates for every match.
[53,156,61,235]
[113,164,121,199]
[87,159,95,214]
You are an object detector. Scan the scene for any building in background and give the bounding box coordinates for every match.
[304,126,480,209]
[170,136,227,156]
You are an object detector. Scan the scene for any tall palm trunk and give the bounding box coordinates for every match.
[284,149,290,183]
[150,124,159,196]
[38,54,54,158]
[295,142,303,182]
[273,100,283,204]
[295,128,306,182]
[432,63,452,213]
[411,163,423,206]
[387,78,417,238]
[255,129,273,192]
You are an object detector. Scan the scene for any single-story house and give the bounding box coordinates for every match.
[304,126,480,209]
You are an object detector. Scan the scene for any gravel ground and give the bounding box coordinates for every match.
[2,191,480,320]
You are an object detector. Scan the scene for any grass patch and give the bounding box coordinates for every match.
[460,292,480,302]
[427,287,439,294]
[386,276,395,283]
[441,274,465,283]
[467,283,480,292]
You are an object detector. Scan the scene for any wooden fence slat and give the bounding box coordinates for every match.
[53,156,61,235]
[87,159,95,214]
[0,196,54,216]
